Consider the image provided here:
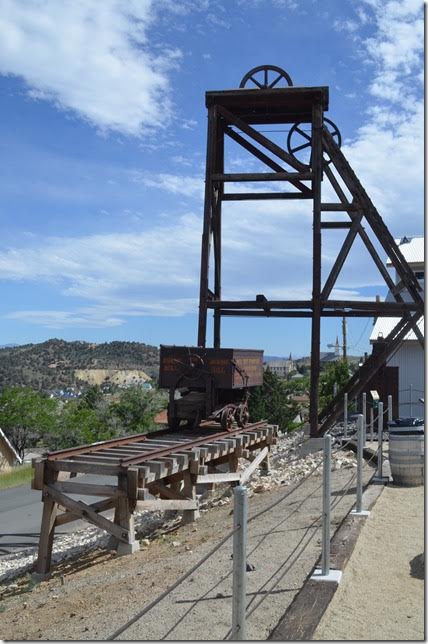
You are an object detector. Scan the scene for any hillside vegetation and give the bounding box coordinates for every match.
[0,339,160,391]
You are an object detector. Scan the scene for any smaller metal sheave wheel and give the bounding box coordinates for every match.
[286,117,342,166]
[239,65,293,89]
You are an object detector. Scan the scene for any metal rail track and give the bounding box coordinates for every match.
[46,421,269,468]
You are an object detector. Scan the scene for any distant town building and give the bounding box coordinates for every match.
[369,236,424,418]
[264,354,296,378]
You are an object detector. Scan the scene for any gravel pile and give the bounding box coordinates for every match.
[200,430,356,506]
[0,430,356,584]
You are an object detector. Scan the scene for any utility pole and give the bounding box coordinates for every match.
[342,316,347,360]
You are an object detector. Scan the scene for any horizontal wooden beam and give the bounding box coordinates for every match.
[218,310,420,318]
[320,203,359,211]
[222,191,312,201]
[196,471,241,484]
[325,299,421,312]
[50,480,125,498]
[209,299,312,310]
[47,459,126,476]
[135,499,198,511]
[210,298,421,312]
[320,222,353,229]
[211,171,312,182]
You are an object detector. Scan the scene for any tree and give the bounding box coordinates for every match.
[248,369,298,432]
[80,385,104,410]
[109,386,168,434]
[44,400,115,450]
[319,360,351,411]
[0,387,57,458]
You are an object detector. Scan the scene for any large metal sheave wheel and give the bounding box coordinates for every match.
[287,117,342,166]
[239,65,293,89]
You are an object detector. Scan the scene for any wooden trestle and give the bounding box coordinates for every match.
[31,422,277,577]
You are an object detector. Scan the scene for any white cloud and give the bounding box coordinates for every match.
[0,213,201,287]
[361,0,423,106]
[333,19,359,33]
[132,172,204,198]
[0,0,423,332]
[5,310,124,329]
[0,0,181,136]
[339,0,423,237]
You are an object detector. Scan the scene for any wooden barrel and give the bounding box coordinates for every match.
[388,426,424,487]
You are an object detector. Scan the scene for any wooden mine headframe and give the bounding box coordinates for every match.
[197,65,424,436]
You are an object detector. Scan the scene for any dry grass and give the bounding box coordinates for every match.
[0,463,33,490]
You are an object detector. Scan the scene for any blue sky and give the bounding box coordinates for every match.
[0,0,423,358]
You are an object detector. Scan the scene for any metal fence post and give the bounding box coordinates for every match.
[343,393,348,439]
[362,393,367,446]
[374,401,388,484]
[369,407,374,442]
[322,434,331,576]
[356,414,363,513]
[351,415,369,517]
[310,433,341,582]
[232,486,248,640]
[410,384,413,417]
[387,395,393,424]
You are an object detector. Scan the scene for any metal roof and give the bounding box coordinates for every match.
[370,315,424,343]
[387,236,424,267]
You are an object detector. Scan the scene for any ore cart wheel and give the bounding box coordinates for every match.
[221,407,235,432]
[167,413,181,431]
[236,404,249,428]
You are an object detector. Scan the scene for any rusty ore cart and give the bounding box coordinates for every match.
[159,346,264,431]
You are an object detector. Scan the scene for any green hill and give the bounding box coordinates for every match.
[0,339,160,391]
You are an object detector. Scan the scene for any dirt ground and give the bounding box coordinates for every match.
[313,484,424,641]
[0,462,373,641]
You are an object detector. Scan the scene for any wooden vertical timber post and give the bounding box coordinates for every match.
[213,118,224,348]
[228,447,240,488]
[115,470,140,555]
[198,105,218,348]
[309,102,324,436]
[181,470,200,525]
[33,462,58,579]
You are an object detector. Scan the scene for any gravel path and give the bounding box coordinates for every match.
[0,436,375,641]
[313,484,424,641]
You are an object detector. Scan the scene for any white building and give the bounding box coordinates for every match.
[370,236,424,418]
[264,355,296,378]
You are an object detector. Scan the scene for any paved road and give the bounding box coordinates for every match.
[0,476,115,556]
